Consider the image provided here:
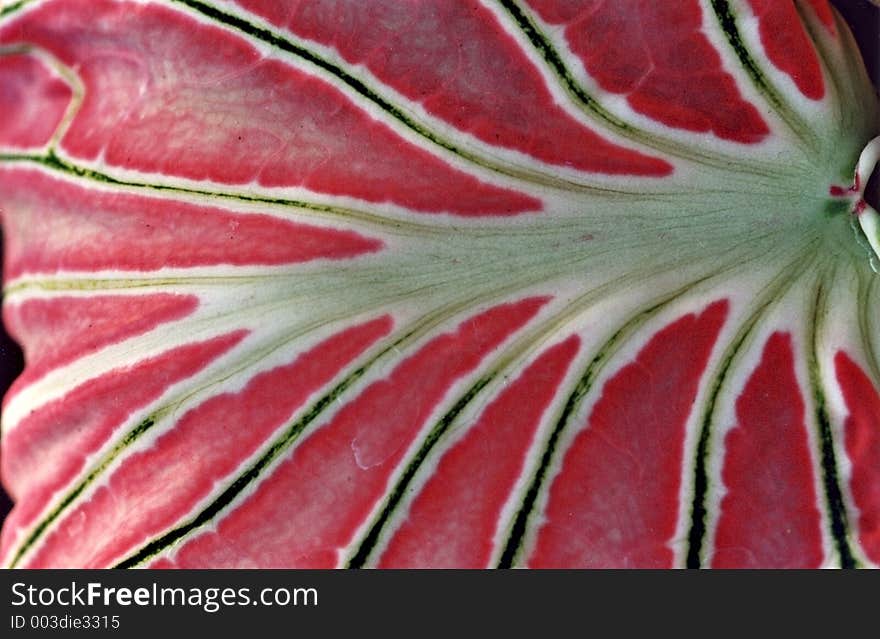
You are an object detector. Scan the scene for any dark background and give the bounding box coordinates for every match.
[0,0,878,527]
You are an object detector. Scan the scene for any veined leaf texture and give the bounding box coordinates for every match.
[0,0,878,568]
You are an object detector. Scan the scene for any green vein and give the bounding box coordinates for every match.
[708,0,817,147]
[8,320,387,568]
[168,0,619,193]
[496,0,791,174]
[808,267,856,568]
[0,152,436,235]
[346,375,494,568]
[8,417,156,568]
[112,337,406,569]
[0,0,31,19]
[685,250,818,567]
[346,241,775,566]
[496,1,632,134]
[346,232,790,566]
[8,283,520,567]
[170,0,460,159]
[111,289,536,568]
[495,276,714,568]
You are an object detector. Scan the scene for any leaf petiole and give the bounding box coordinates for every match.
[855,136,880,270]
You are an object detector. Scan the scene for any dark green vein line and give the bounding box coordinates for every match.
[112,292,518,567]
[14,150,336,209]
[10,318,413,568]
[496,0,784,173]
[0,152,418,233]
[16,356,372,569]
[709,0,778,102]
[686,251,823,567]
[708,0,815,145]
[496,0,628,132]
[496,288,698,568]
[172,0,457,156]
[9,417,156,568]
[685,296,773,567]
[170,0,586,192]
[347,376,494,568]
[0,0,30,18]
[495,359,592,568]
[808,275,856,568]
[177,0,779,184]
[113,343,402,569]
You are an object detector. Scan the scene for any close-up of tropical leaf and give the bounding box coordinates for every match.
[0,0,878,569]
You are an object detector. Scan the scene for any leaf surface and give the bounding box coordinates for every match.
[0,0,878,568]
